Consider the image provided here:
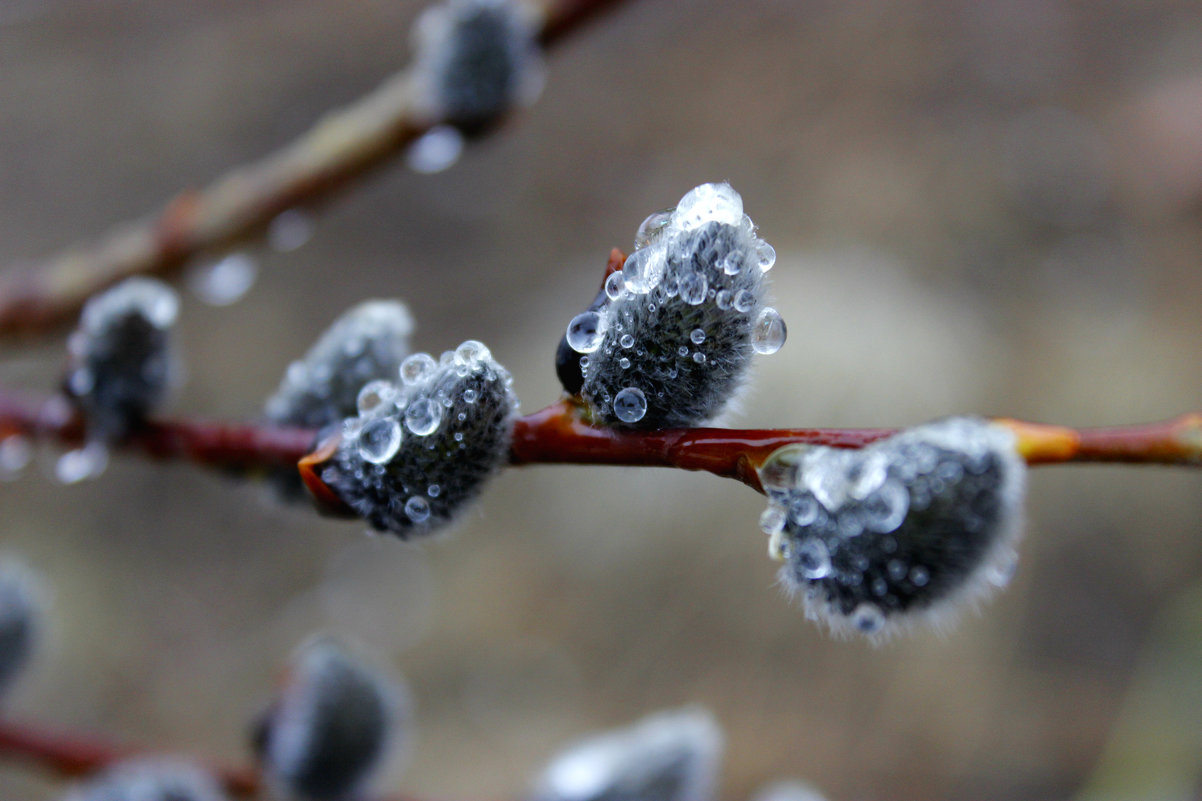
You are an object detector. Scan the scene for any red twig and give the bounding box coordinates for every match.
[0,0,638,338]
[0,716,260,797]
[2,388,1199,492]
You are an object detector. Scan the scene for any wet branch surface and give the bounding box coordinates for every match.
[2,388,1199,491]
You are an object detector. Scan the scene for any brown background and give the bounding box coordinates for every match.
[3,2,1202,800]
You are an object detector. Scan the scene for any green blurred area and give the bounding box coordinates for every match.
[2,2,1202,800]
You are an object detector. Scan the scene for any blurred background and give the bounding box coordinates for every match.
[3,1,1202,799]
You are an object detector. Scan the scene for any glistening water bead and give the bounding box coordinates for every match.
[751,308,786,354]
[566,311,606,354]
[612,387,648,423]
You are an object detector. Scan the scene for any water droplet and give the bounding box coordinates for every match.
[759,505,786,536]
[622,248,665,294]
[634,209,673,250]
[187,253,258,306]
[751,307,787,354]
[605,271,626,300]
[406,124,465,174]
[612,387,647,423]
[677,345,689,357]
[0,435,32,480]
[268,209,314,252]
[789,494,820,527]
[356,380,397,414]
[620,334,635,349]
[358,418,402,464]
[715,289,733,310]
[909,566,930,587]
[619,357,631,369]
[674,182,744,230]
[755,240,777,271]
[405,398,442,435]
[860,479,910,534]
[400,353,437,385]
[404,495,431,523]
[733,289,756,313]
[692,351,706,364]
[678,270,708,305]
[566,311,607,354]
[690,328,706,345]
[455,340,491,367]
[795,538,832,579]
[887,559,908,581]
[55,442,109,484]
[462,388,478,404]
[852,603,885,633]
[427,483,441,498]
[453,432,465,442]
[721,252,743,275]
[988,549,1019,588]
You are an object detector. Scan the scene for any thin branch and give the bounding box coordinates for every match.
[0,0,637,338]
[0,716,260,797]
[1,388,1199,492]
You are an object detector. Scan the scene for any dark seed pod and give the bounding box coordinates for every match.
[530,708,723,801]
[759,417,1026,639]
[61,759,230,801]
[411,0,543,135]
[561,183,785,428]
[316,340,518,537]
[64,278,179,443]
[254,637,408,801]
[0,558,43,697]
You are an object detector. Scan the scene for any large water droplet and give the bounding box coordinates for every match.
[405,398,442,435]
[733,289,756,313]
[751,307,787,354]
[612,387,647,423]
[755,240,777,271]
[860,478,910,534]
[674,182,744,230]
[566,311,607,354]
[622,248,665,294]
[187,253,258,306]
[634,209,674,250]
[358,417,402,464]
[852,603,885,633]
[406,124,465,174]
[55,442,109,484]
[268,209,314,252]
[455,339,491,367]
[604,271,626,300]
[404,495,431,523]
[759,505,786,536]
[690,328,706,345]
[400,353,437,385]
[357,380,398,414]
[795,538,832,579]
[620,334,635,349]
[0,435,32,481]
[678,270,708,305]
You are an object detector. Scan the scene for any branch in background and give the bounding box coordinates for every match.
[0,717,260,797]
[0,0,635,338]
[1,387,1199,489]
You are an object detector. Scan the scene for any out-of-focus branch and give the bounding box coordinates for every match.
[0,716,260,797]
[2,387,1199,490]
[0,0,636,338]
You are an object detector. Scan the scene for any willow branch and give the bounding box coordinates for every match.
[0,0,636,338]
[1,388,1199,491]
[0,716,260,797]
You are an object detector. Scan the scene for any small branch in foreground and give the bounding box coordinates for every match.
[1,388,1199,491]
[0,0,636,338]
